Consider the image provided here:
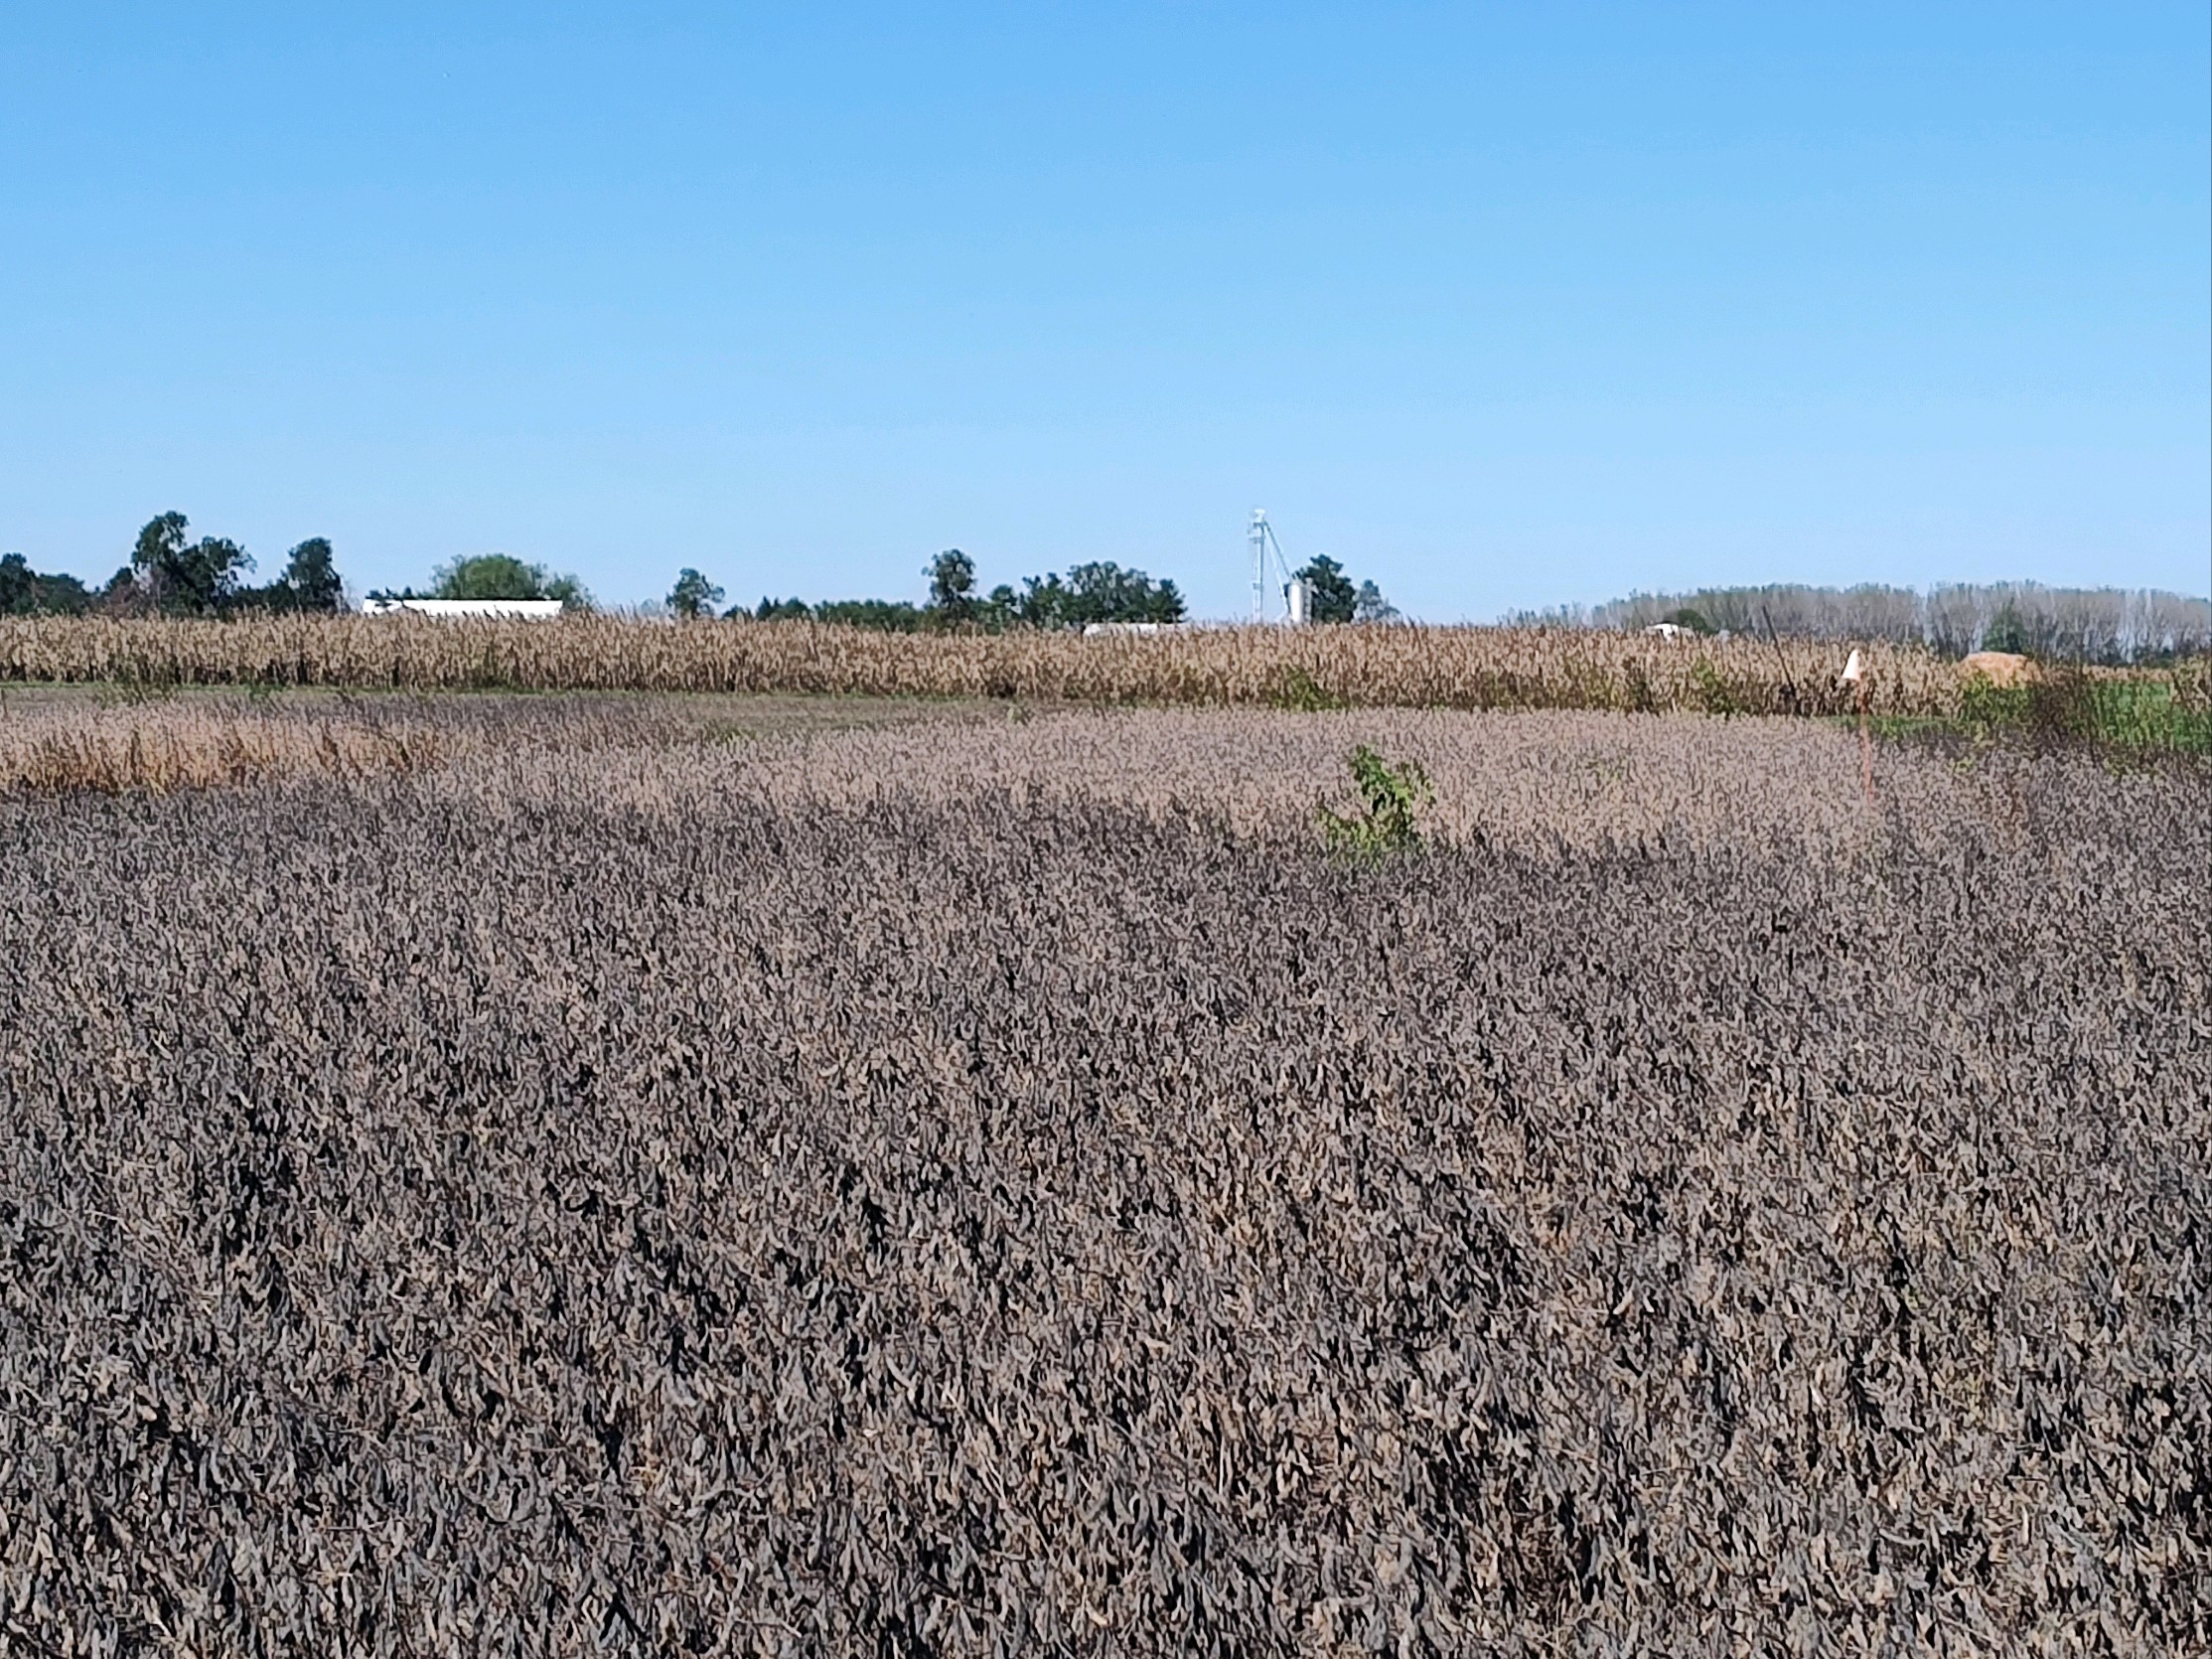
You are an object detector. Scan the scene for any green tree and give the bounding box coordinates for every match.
[746,596,812,621]
[0,553,92,616]
[542,572,593,612]
[1295,554,1357,624]
[667,567,725,619]
[1110,565,1181,624]
[0,553,36,615]
[431,553,546,599]
[1015,572,1071,628]
[278,538,345,612]
[1982,602,2031,656]
[430,553,593,611]
[812,598,925,632]
[926,549,978,627]
[131,513,252,614]
[182,538,251,611]
[1354,580,1401,623]
[1017,561,1184,628]
[132,513,188,582]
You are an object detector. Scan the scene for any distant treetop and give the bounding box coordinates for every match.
[0,553,94,616]
[1513,580,2211,665]
[737,550,1187,633]
[667,567,725,619]
[417,553,593,612]
[79,514,351,617]
[1293,554,1399,624]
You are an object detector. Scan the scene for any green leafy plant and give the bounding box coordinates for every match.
[1956,666,2212,754]
[1271,667,1351,711]
[1691,658,1742,716]
[101,658,180,706]
[1318,743,1432,859]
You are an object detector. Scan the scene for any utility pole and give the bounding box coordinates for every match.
[1250,509,1271,624]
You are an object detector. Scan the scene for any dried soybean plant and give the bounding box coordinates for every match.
[0,690,936,799]
[0,696,456,795]
[0,707,2206,1656]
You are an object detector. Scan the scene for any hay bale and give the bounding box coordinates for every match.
[1960,650,2038,687]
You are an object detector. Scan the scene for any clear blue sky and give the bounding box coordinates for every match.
[3,4,2205,618]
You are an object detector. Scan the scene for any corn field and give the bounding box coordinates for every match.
[2,702,2206,1654]
[0,615,2006,715]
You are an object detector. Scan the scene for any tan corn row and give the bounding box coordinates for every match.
[0,615,1962,714]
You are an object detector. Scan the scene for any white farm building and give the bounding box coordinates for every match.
[362,598,565,620]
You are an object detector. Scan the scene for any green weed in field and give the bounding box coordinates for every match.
[1958,672,2212,753]
[1319,743,1432,858]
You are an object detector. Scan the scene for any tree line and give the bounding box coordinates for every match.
[1,514,345,617]
[1515,580,2212,665]
[3,514,1410,632]
[0,516,602,619]
[675,549,1399,630]
[714,551,1191,632]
